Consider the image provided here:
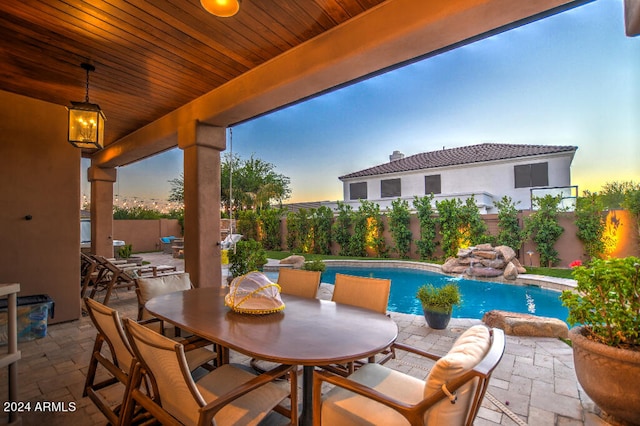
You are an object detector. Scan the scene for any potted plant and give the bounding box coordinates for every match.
[228,239,267,283]
[416,283,461,329]
[302,257,326,274]
[560,256,640,425]
[117,244,143,266]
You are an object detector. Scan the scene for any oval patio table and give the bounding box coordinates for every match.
[145,286,398,426]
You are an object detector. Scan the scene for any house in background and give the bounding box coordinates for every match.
[337,143,578,212]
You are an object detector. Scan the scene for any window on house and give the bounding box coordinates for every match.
[424,175,441,194]
[514,162,549,188]
[381,178,401,198]
[349,182,367,200]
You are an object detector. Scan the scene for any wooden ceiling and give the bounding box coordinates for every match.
[0,0,386,148]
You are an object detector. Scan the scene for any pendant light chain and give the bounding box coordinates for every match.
[84,66,90,102]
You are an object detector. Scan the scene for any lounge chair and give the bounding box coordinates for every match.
[313,325,506,425]
[88,255,138,305]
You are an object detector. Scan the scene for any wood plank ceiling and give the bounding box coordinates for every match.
[0,0,386,150]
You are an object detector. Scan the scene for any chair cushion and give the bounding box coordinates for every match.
[194,364,289,426]
[137,273,191,320]
[423,325,491,425]
[321,363,424,425]
[137,273,191,303]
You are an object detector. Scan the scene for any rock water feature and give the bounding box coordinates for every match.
[441,243,526,280]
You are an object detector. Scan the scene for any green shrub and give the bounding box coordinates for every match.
[228,240,267,277]
[413,195,438,260]
[302,257,326,272]
[387,199,412,259]
[561,257,640,348]
[416,283,461,314]
[524,194,565,267]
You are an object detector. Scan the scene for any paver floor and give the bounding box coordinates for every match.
[0,253,611,425]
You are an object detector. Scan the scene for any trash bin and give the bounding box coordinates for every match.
[0,295,55,344]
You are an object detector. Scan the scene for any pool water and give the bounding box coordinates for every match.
[317,266,569,324]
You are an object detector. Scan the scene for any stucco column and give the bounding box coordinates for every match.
[179,122,226,288]
[88,165,117,257]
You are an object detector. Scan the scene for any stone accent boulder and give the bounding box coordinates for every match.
[441,244,526,280]
[279,255,305,269]
[474,250,497,260]
[503,262,519,280]
[467,266,503,277]
[511,258,527,274]
[483,310,568,338]
[494,245,516,262]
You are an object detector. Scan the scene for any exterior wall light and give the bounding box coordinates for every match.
[67,63,106,150]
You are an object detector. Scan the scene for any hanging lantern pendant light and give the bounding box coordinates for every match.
[67,62,106,149]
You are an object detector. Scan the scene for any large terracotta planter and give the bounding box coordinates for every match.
[569,326,640,425]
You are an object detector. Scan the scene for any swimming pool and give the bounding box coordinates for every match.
[318,265,569,323]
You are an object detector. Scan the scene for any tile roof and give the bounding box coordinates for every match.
[339,143,577,180]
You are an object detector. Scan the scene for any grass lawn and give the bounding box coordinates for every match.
[265,251,574,279]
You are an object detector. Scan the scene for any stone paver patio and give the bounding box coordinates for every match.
[0,253,611,425]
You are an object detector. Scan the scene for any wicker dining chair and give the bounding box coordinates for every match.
[122,318,298,426]
[313,326,506,426]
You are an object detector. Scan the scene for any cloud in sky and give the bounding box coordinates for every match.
[84,0,639,204]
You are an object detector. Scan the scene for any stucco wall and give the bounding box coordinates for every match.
[113,219,182,253]
[0,90,81,323]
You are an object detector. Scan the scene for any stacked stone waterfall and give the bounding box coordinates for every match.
[441,243,526,280]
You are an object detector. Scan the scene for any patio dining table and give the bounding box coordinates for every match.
[145,286,398,426]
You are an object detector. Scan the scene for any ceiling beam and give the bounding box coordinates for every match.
[93,0,587,168]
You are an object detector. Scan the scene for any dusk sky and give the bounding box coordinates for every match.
[83,0,639,205]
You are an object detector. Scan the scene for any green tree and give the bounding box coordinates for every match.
[494,196,523,250]
[259,208,283,250]
[349,205,368,257]
[575,190,606,260]
[436,198,463,258]
[168,173,184,203]
[622,187,640,244]
[332,202,353,256]
[599,181,640,210]
[413,195,438,260]
[286,211,298,251]
[312,206,333,255]
[459,196,488,246]
[387,199,412,258]
[219,153,291,213]
[358,200,386,257]
[524,194,565,267]
[295,208,313,253]
[236,209,259,241]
